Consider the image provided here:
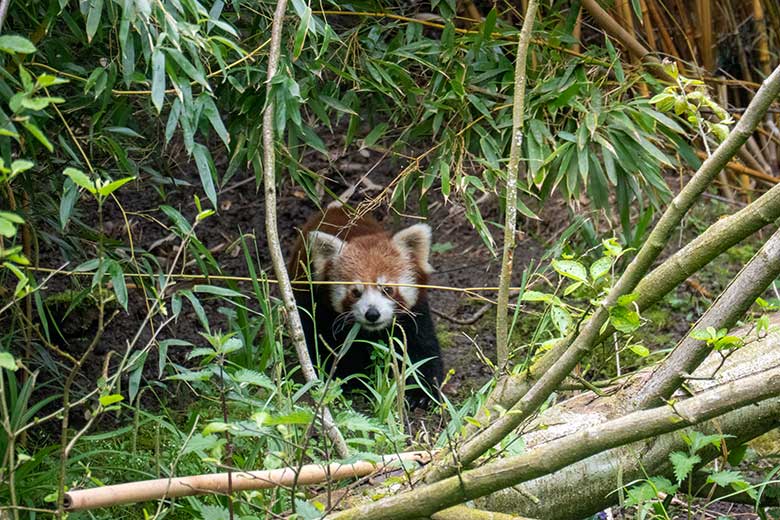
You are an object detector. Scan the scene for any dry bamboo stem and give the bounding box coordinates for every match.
[752,0,778,171]
[670,0,698,61]
[616,0,649,96]
[580,0,671,81]
[63,452,431,511]
[647,0,679,58]
[261,0,348,457]
[754,0,772,77]
[697,0,714,71]
[638,0,656,50]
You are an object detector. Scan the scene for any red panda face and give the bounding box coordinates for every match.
[307,224,433,331]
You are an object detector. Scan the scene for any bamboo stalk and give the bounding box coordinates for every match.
[647,0,679,58]
[754,0,772,76]
[261,0,349,457]
[64,452,431,511]
[616,0,649,96]
[723,0,754,83]
[670,0,698,61]
[495,0,538,368]
[746,135,772,174]
[638,0,656,50]
[752,0,778,173]
[697,0,714,71]
[579,0,672,81]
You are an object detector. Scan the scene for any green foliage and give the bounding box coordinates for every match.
[0,0,752,516]
[689,327,745,352]
[626,430,759,519]
[650,63,734,143]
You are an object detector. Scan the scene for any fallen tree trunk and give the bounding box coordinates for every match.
[329,323,780,520]
[477,321,780,518]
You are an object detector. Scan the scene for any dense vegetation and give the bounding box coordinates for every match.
[1,0,780,518]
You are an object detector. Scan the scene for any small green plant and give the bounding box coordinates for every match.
[625,431,756,520]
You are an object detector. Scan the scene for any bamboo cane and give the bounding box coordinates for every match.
[695,151,777,185]
[64,451,431,511]
[670,0,698,61]
[646,0,679,58]
[696,0,714,71]
[754,0,771,77]
[752,0,778,172]
[638,0,656,50]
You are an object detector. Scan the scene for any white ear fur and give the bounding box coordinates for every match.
[307,231,344,277]
[392,223,434,273]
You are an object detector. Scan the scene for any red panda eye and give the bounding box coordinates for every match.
[350,287,362,298]
[382,285,394,297]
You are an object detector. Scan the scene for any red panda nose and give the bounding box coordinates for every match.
[365,307,381,323]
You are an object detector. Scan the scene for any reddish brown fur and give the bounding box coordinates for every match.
[287,206,429,302]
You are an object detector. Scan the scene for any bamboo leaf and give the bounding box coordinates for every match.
[0,35,36,54]
[63,167,96,194]
[86,0,104,42]
[151,49,166,113]
[192,143,217,207]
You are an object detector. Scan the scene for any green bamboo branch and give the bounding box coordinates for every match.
[495,0,539,368]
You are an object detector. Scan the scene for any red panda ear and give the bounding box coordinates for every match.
[307,231,344,277]
[392,223,434,273]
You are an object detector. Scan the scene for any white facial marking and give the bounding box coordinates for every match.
[353,285,395,331]
[397,270,418,308]
[330,284,347,312]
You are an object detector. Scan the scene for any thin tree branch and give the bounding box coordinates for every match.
[261,0,348,458]
[631,226,780,408]
[495,0,538,368]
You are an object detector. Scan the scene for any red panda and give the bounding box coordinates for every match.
[288,204,443,406]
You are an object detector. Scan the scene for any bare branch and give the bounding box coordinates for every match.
[261,0,348,458]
